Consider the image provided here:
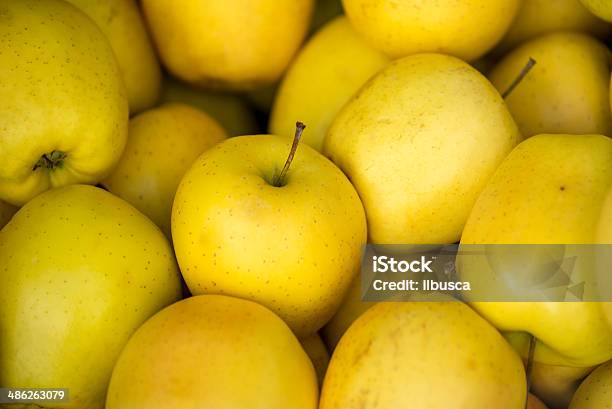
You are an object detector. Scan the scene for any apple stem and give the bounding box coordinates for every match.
[524,334,536,409]
[272,121,306,187]
[502,57,537,99]
[33,150,66,171]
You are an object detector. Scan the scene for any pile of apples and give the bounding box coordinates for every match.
[1,0,611,408]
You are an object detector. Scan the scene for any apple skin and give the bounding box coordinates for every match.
[460,134,612,368]
[569,360,612,408]
[106,295,318,409]
[341,0,521,60]
[270,16,389,151]
[172,135,367,337]
[489,32,612,138]
[579,0,612,22]
[324,53,521,244]
[64,0,161,114]
[141,0,314,90]
[494,0,612,54]
[321,271,417,351]
[103,103,228,237]
[0,0,128,206]
[0,185,181,409]
[320,299,526,409]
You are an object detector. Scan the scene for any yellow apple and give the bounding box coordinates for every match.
[300,333,330,386]
[324,53,521,244]
[489,32,612,138]
[270,16,389,151]
[142,0,314,90]
[0,185,181,409]
[106,295,318,409]
[103,103,227,236]
[580,0,612,22]
[320,300,526,408]
[160,78,259,137]
[321,273,411,351]
[0,0,128,206]
[0,200,17,230]
[172,133,367,336]
[461,134,612,367]
[341,0,521,60]
[65,0,161,113]
[569,360,612,408]
[495,0,612,54]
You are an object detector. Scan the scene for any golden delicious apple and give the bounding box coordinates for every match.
[580,0,612,22]
[320,300,526,408]
[0,200,17,230]
[495,0,612,54]
[270,16,389,151]
[489,32,612,138]
[65,0,161,114]
[172,131,367,336]
[0,185,181,409]
[569,360,612,408]
[321,273,411,351]
[0,0,128,206]
[461,134,612,367]
[141,0,314,90]
[324,53,521,244]
[300,333,330,386]
[532,362,594,409]
[341,0,521,60]
[106,295,318,409]
[160,78,259,136]
[103,103,228,236]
